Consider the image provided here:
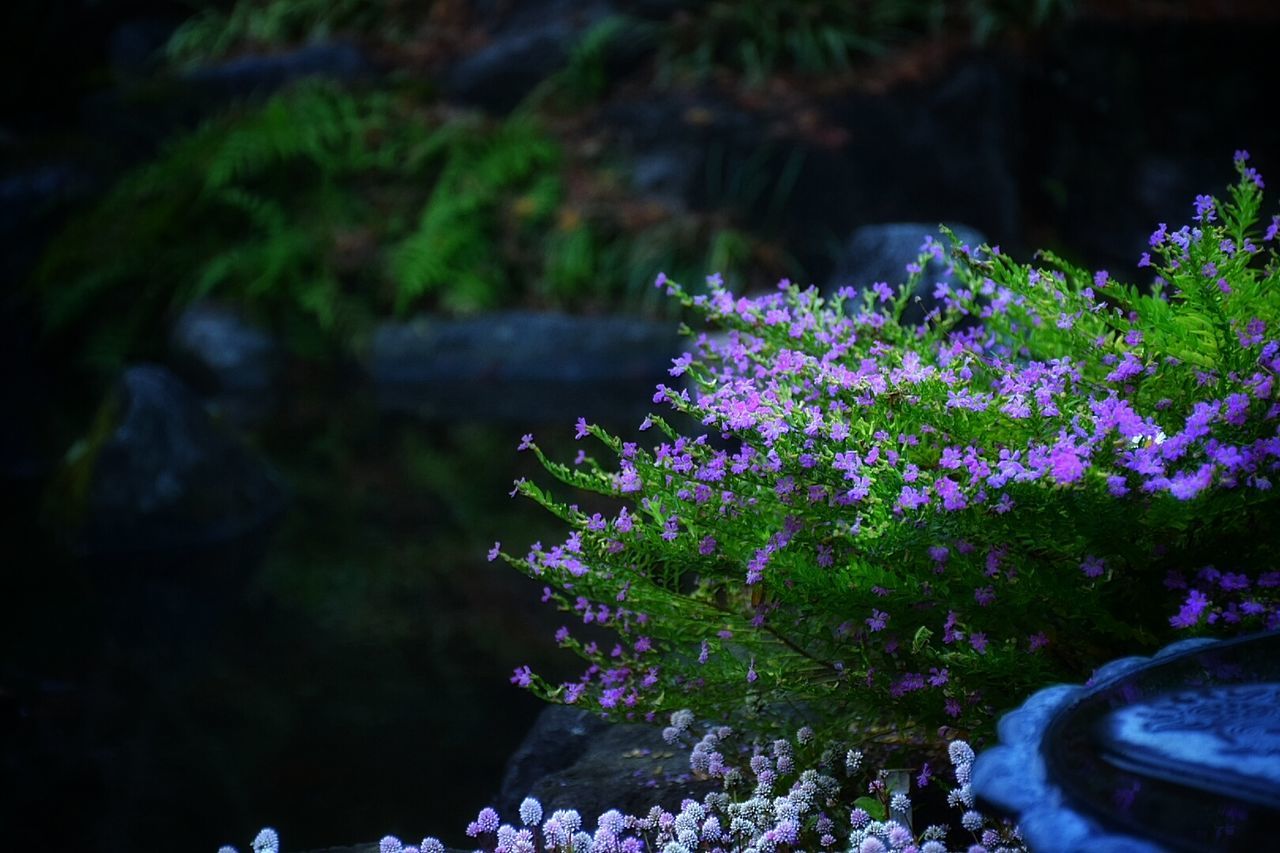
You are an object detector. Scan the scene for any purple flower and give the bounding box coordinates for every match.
[510,665,533,687]
[1047,438,1087,484]
[474,808,499,833]
[574,417,589,440]
[969,632,988,654]
[1194,194,1217,223]
[917,762,934,787]
[1171,589,1210,628]
[698,535,716,555]
[518,433,534,451]
[897,484,929,510]
[866,609,889,632]
[1220,573,1250,591]
[615,506,633,532]
[943,610,962,644]
[487,541,501,562]
[746,657,758,683]
[1106,352,1143,383]
[1081,555,1106,578]
[934,476,967,511]
[1169,463,1214,500]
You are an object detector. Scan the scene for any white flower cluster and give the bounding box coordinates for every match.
[220,730,1029,853]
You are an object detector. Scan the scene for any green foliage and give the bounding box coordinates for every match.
[166,0,385,67]
[660,0,1075,83]
[501,162,1280,746]
[31,72,788,369]
[32,81,424,365]
[391,115,562,313]
[526,15,658,111]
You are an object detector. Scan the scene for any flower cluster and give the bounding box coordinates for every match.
[221,713,1022,853]
[496,157,1280,742]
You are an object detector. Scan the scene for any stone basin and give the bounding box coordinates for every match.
[973,631,1280,852]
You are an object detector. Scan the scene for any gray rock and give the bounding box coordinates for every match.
[108,17,176,79]
[826,222,987,325]
[370,312,677,384]
[182,42,372,99]
[0,164,86,229]
[497,705,610,814]
[71,364,286,557]
[171,301,280,394]
[368,312,679,421]
[445,1,614,112]
[0,163,93,286]
[498,705,717,821]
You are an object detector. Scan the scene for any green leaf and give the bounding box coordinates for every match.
[854,796,887,821]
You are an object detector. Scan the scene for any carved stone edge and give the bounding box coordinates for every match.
[970,638,1219,853]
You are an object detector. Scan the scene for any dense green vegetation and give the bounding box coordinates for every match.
[32,79,772,369]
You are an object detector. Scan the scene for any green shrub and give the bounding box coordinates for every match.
[499,156,1280,747]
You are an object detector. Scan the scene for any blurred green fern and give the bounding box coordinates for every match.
[32,81,429,366]
[166,0,383,67]
[660,0,1075,84]
[32,69,804,372]
[392,116,563,313]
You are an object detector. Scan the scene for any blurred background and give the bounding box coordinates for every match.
[1,1,1278,850]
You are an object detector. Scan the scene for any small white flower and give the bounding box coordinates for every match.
[948,740,976,766]
[519,796,543,827]
[252,828,279,853]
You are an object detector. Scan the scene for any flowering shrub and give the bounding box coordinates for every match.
[496,154,1280,744]
[224,716,1023,852]
[221,155,1277,852]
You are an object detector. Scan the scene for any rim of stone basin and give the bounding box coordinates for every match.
[972,630,1280,853]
